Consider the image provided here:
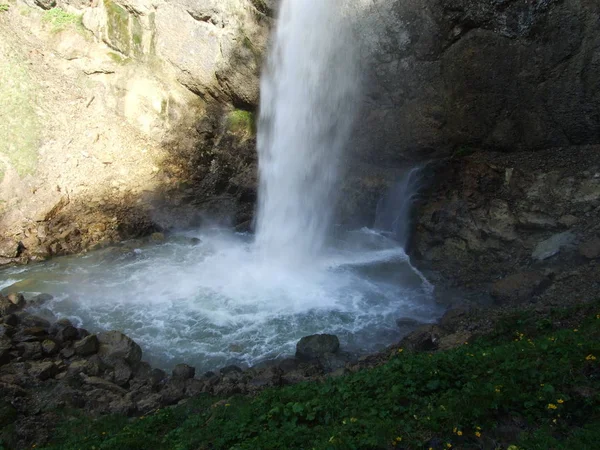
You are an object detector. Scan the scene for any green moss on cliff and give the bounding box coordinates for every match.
[104,0,130,55]
[226,109,256,136]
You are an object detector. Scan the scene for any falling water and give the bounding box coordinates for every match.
[255,0,359,262]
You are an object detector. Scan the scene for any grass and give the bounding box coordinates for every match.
[41,7,82,33]
[0,4,9,12]
[34,302,600,450]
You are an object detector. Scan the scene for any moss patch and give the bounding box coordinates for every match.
[226,109,256,136]
[104,0,130,55]
[0,53,40,177]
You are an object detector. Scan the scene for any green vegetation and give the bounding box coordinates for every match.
[38,303,600,450]
[0,4,10,12]
[41,7,82,33]
[227,109,256,136]
[0,54,40,177]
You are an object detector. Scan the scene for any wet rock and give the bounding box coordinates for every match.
[160,378,186,405]
[49,318,74,335]
[579,236,600,259]
[247,367,282,390]
[490,272,552,304]
[7,293,26,309]
[532,232,577,261]
[0,296,19,317]
[220,365,243,376]
[74,335,99,356]
[60,347,75,359]
[16,342,42,360]
[29,293,54,306]
[395,317,424,328]
[97,331,142,368]
[184,378,206,396]
[28,361,59,381]
[296,334,340,360]
[19,315,51,329]
[172,363,195,380]
[1,314,19,327]
[112,359,133,386]
[77,328,90,339]
[319,352,352,373]
[55,325,79,343]
[0,324,16,339]
[42,339,60,356]
[401,325,443,352]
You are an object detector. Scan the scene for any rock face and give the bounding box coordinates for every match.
[411,147,600,304]
[353,0,600,164]
[0,0,270,266]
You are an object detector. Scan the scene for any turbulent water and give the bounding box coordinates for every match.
[0,0,442,372]
[255,0,359,262]
[0,230,439,372]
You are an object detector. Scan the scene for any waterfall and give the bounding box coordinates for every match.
[255,0,359,263]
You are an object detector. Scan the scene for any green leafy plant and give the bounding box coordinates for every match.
[0,4,10,12]
[226,109,256,136]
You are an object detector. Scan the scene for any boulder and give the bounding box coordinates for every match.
[579,236,600,259]
[7,293,26,309]
[55,325,79,343]
[74,335,99,356]
[490,272,552,304]
[0,239,21,258]
[296,334,340,360]
[28,361,59,381]
[0,297,19,317]
[97,331,142,368]
[532,232,577,261]
[172,363,195,380]
[400,325,442,352]
[41,339,59,356]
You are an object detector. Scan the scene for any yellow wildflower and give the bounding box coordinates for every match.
[557,399,564,404]
[475,431,481,438]
[547,403,558,410]
[398,348,404,353]
[476,426,482,430]
[457,430,463,436]
[395,437,402,442]
[586,354,597,361]
[446,444,452,448]
[350,417,357,423]
[573,329,579,332]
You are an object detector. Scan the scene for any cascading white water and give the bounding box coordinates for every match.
[255,0,359,262]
